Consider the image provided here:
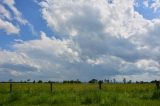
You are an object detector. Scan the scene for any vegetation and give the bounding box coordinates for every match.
[0,83,160,106]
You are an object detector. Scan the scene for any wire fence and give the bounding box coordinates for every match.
[0,82,159,93]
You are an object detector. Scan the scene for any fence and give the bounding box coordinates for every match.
[0,82,159,93]
[0,82,104,93]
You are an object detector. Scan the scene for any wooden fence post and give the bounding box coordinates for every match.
[10,83,12,93]
[50,83,53,92]
[98,80,103,90]
[156,81,160,90]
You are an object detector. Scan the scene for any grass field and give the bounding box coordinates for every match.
[0,83,160,106]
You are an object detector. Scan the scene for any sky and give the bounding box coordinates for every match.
[0,0,160,82]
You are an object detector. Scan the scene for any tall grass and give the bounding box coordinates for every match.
[0,83,159,106]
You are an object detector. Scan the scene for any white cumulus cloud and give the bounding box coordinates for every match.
[0,18,20,34]
[0,0,36,35]
[0,0,160,81]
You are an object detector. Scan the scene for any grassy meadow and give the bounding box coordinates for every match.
[0,83,160,106]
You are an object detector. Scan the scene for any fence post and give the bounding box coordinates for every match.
[10,83,12,93]
[50,83,52,92]
[156,81,160,90]
[98,80,103,90]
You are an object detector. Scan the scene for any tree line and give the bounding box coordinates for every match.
[0,78,159,84]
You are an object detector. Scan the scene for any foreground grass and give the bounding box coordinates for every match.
[0,83,160,106]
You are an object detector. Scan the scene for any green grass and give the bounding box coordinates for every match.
[0,83,160,106]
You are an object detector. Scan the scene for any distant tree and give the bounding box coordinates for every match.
[110,80,113,83]
[140,81,144,84]
[104,79,107,83]
[63,80,68,84]
[27,79,30,82]
[70,80,74,83]
[9,79,12,82]
[63,79,81,84]
[104,78,110,83]
[151,80,158,83]
[123,78,126,84]
[128,80,132,84]
[48,80,52,83]
[107,79,110,83]
[33,80,36,83]
[38,80,43,83]
[76,79,81,83]
[113,78,116,84]
[88,79,98,83]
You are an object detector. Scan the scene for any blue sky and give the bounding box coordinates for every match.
[135,0,160,19]
[0,0,160,49]
[0,0,46,48]
[0,0,160,82]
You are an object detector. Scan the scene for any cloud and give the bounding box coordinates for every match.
[0,0,22,35]
[38,0,159,81]
[0,0,160,81]
[150,0,160,12]
[3,0,28,24]
[39,0,152,61]
[0,0,37,35]
[143,0,149,8]
[0,31,159,81]
[0,32,81,81]
[0,0,21,35]
[0,4,11,20]
[10,70,22,77]
[0,18,20,34]
[136,59,160,72]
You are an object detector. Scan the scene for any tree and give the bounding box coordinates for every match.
[128,80,132,84]
[123,78,126,84]
[113,78,116,84]
[9,79,12,82]
[27,79,30,82]
[104,78,109,83]
[88,79,98,83]
[76,79,81,83]
[38,80,43,83]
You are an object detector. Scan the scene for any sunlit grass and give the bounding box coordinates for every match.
[0,83,159,106]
